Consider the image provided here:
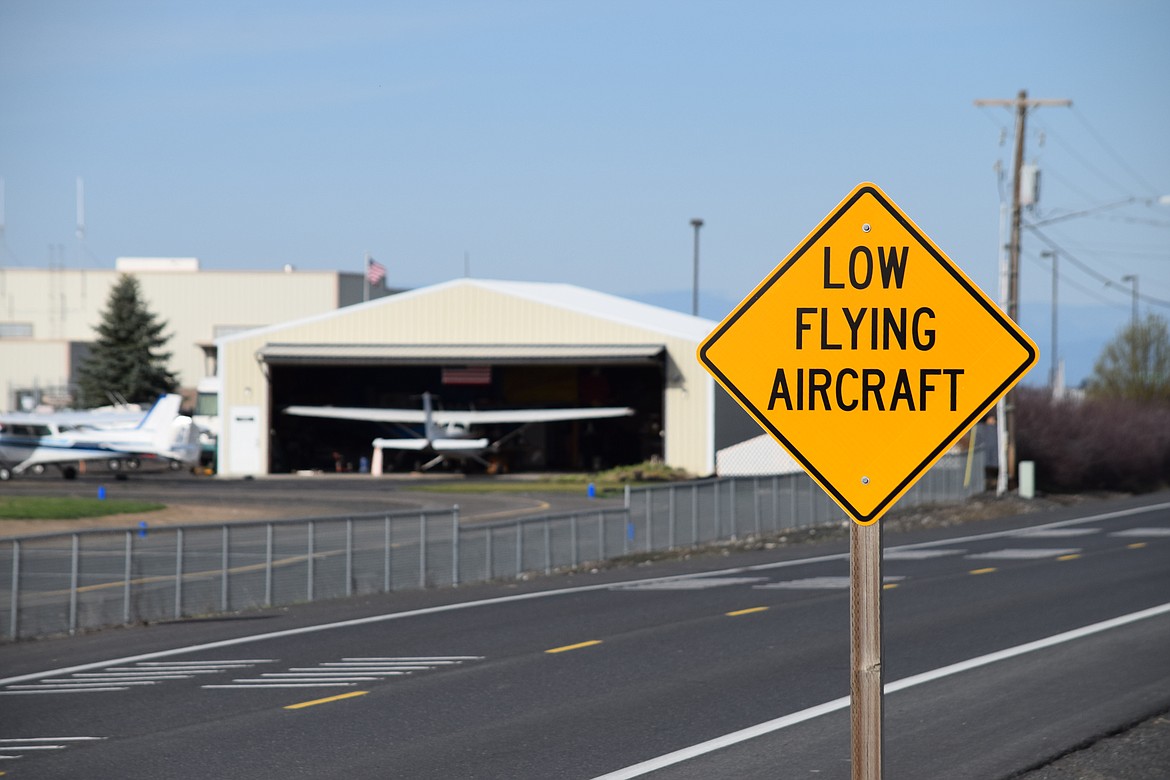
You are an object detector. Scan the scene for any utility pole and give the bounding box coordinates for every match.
[690,218,704,317]
[973,90,1070,489]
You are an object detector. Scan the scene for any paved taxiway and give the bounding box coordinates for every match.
[0,471,619,535]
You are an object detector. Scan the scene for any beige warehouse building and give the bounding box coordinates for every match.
[0,258,389,410]
[217,278,760,477]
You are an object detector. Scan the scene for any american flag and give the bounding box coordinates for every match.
[442,366,492,385]
[366,258,386,286]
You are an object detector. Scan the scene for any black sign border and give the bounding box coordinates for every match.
[698,184,1038,524]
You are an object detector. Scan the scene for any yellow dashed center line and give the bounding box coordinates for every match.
[969,567,997,575]
[1128,542,1148,549]
[1057,554,1081,561]
[882,583,899,590]
[284,690,369,710]
[545,640,603,654]
[726,606,769,617]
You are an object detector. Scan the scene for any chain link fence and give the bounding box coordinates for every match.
[1,452,982,642]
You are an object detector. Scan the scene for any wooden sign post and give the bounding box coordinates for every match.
[851,522,883,778]
[697,182,1037,779]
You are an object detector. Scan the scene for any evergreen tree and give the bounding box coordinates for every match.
[76,274,178,406]
[1086,312,1170,404]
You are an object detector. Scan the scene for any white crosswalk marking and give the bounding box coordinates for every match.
[0,660,273,695]
[884,549,965,560]
[1110,527,1170,537]
[755,576,905,590]
[203,656,483,689]
[966,548,1080,560]
[613,577,770,591]
[1014,528,1100,538]
[0,737,105,762]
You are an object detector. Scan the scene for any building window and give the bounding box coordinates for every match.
[0,322,33,338]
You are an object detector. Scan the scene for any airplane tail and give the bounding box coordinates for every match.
[136,394,183,452]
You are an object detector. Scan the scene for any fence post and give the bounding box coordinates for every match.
[789,475,797,528]
[668,484,676,549]
[419,513,428,590]
[346,518,354,597]
[307,521,315,602]
[69,533,79,634]
[714,480,721,540]
[598,510,605,560]
[486,523,494,580]
[384,515,392,592]
[265,523,273,607]
[730,477,738,540]
[692,483,699,545]
[646,488,654,552]
[571,515,578,568]
[221,525,230,611]
[771,475,779,532]
[10,540,20,640]
[544,519,552,575]
[516,520,523,576]
[174,528,184,620]
[452,506,460,587]
[123,530,132,625]
[754,476,762,536]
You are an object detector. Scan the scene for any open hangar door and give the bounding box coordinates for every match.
[263,346,666,474]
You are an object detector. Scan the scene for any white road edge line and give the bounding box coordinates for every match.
[3,501,1168,688]
[590,600,1170,779]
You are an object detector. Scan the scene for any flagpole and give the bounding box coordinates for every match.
[363,251,370,302]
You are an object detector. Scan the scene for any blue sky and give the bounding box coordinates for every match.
[1,1,1167,387]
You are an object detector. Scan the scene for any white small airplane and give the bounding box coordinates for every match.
[284,392,634,470]
[0,394,201,480]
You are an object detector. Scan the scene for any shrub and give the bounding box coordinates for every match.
[1016,387,1170,493]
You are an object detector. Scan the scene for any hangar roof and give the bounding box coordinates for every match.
[218,278,716,346]
[256,343,665,365]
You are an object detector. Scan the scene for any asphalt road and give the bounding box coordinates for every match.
[1,492,1168,779]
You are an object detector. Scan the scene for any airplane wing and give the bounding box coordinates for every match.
[285,405,632,425]
[285,406,428,424]
[371,438,431,451]
[430,407,634,425]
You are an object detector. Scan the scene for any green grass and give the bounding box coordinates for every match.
[402,462,695,499]
[0,496,166,520]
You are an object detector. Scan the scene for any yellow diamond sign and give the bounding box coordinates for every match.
[698,183,1038,525]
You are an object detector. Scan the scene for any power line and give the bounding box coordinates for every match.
[1070,106,1163,197]
[1021,249,1123,309]
[1033,118,1134,198]
[1026,225,1170,311]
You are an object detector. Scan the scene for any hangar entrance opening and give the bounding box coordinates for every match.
[265,348,665,474]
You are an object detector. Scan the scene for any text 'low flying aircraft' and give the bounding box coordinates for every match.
[0,394,201,480]
[284,392,634,470]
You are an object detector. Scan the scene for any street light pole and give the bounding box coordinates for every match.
[1041,251,1058,391]
[690,218,704,317]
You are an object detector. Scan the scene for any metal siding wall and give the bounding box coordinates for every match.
[218,283,715,476]
[0,269,345,396]
[0,341,73,408]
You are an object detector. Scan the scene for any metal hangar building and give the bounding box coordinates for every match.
[216,278,760,477]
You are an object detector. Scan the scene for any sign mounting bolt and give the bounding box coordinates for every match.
[862,223,871,233]
[861,476,870,485]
